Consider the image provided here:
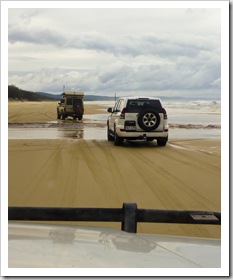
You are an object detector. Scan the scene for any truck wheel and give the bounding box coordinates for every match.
[57,113,61,119]
[62,113,66,120]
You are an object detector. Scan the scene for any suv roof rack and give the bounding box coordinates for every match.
[62,91,84,96]
[8,203,221,233]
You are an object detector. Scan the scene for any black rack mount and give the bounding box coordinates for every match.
[8,203,221,233]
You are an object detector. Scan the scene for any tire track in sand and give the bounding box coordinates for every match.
[9,140,67,206]
[73,140,124,207]
[121,145,220,211]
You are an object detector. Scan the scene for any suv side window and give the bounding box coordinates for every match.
[113,99,123,112]
[118,99,125,111]
[113,100,120,112]
[116,99,123,112]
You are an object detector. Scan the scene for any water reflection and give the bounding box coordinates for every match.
[57,126,106,140]
[48,227,156,253]
[8,110,221,140]
[84,114,108,121]
[57,129,84,139]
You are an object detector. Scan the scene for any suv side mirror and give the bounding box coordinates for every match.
[107,108,113,113]
[58,102,61,105]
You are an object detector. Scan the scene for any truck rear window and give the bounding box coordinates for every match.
[66,98,82,106]
[73,99,82,106]
[66,98,72,105]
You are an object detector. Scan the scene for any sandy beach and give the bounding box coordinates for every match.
[8,101,221,238]
[8,101,108,123]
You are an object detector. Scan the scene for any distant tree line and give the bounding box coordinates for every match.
[8,85,54,101]
[8,85,116,101]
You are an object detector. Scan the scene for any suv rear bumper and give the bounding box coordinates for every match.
[116,126,168,139]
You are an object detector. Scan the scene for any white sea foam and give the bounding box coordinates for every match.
[163,99,221,113]
[87,98,221,128]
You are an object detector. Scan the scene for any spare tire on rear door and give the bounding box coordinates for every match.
[138,109,160,131]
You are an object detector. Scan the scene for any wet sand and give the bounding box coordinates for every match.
[8,101,221,238]
[8,101,108,123]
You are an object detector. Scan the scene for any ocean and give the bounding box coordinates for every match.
[85,98,221,139]
[8,98,221,140]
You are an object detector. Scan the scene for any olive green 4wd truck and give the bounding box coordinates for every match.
[57,91,84,120]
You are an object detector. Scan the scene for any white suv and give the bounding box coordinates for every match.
[107,97,168,146]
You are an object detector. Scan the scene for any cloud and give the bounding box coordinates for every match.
[8,53,220,96]
[9,24,217,59]
[8,25,65,46]
[7,7,221,97]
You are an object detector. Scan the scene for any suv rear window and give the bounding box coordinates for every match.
[126,99,162,113]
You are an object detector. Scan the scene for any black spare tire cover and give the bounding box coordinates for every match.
[138,109,160,131]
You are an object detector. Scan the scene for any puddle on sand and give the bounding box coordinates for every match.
[8,126,107,140]
[8,114,108,140]
[58,126,106,140]
[8,112,220,140]
[84,114,108,121]
[8,126,220,140]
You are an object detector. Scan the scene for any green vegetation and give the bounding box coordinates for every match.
[8,85,115,101]
[8,85,55,101]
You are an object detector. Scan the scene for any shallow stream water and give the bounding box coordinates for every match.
[8,113,220,140]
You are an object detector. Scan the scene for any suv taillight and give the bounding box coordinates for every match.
[120,108,126,119]
[162,108,167,119]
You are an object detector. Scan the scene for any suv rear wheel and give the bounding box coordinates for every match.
[138,109,160,131]
[114,126,123,146]
[157,137,168,146]
[107,122,114,141]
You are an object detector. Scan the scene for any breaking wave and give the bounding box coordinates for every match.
[163,99,221,113]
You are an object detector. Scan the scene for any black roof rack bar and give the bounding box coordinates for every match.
[8,203,221,233]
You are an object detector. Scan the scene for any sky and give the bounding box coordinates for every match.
[7,3,223,98]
